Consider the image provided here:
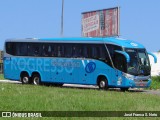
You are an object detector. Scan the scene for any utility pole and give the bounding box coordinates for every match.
[61,0,64,37]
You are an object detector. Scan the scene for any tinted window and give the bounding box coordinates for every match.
[84,44,92,58]
[50,44,56,57]
[15,43,28,56]
[71,44,83,58]
[6,42,16,55]
[106,44,122,58]
[114,53,127,72]
[65,44,72,57]
[42,44,52,57]
[92,45,100,59]
[28,43,42,56]
[92,44,112,66]
[56,44,65,57]
[5,41,118,66]
[106,44,122,66]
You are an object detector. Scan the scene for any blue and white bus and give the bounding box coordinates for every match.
[3,37,157,90]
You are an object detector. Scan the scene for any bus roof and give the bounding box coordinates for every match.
[6,37,145,49]
[39,37,145,49]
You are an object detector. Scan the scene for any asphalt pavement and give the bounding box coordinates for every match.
[0,80,21,84]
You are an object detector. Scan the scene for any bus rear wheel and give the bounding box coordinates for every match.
[32,74,41,85]
[21,73,30,84]
[98,77,108,90]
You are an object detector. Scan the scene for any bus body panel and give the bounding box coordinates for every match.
[4,56,152,88]
[4,56,115,86]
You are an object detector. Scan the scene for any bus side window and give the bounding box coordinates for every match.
[114,53,127,72]
[57,45,64,57]
[88,45,92,58]
[92,45,100,59]
[42,44,51,57]
[51,44,55,57]
[15,43,20,56]
[78,45,83,58]
[100,44,112,66]
[48,45,52,57]
[100,45,107,60]
[16,43,28,56]
[42,45,46,56]
[34,46,40,56]
[65,44,72,57]
[83,45,89,58]
[28,43,41,56]
[72,45,77,57]
[106,44,122,66]
[22,43,28,56]
[72,45,82,58]
[27,43,32,56]
[6,42,17,55]
[92,45,96,59]
[57,46,61,57]
[96,46,100,59]
[107,44,122,56]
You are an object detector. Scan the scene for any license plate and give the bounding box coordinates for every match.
[139,83,144,86]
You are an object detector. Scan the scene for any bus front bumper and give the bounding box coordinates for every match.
[123,73,151,88]
[128,79,151,88]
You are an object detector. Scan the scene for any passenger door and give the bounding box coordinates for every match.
[113,53,127,86]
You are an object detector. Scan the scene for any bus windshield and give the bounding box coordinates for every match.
[125,48,151,76]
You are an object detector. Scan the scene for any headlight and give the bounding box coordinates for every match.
[117,76,122,85]
[123,73,135,80]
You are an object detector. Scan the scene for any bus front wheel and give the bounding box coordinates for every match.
[98,77,108,90]
[32,74,41,85]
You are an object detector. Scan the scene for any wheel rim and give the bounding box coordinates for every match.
[23,77,29,83]
[100,81,105,88]
[33,77,39,85]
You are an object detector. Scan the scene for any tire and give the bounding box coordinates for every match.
[21,73,30,84]
[32,74,41,85]
[98,77,108,90]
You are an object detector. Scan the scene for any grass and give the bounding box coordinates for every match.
[0,75,160,120]
[0,74,4,80]
[0,83,160,120]
[1,83,160,111]
[149,76,160,90]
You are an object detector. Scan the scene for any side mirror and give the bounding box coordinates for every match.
[115,50,130,63]
[148,52,157,63]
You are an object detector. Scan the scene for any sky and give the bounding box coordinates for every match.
[0,0,160,52]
